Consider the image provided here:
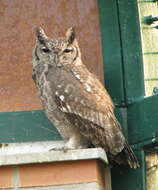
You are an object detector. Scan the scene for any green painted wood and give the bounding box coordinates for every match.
[117,0,145,104]
[128,95,158,144]
[0,108,127,143]
[98,0,125,106]
[111,149,146,190]
[115,107,128,139]
[0,110,62,143]
[98,1,148,190]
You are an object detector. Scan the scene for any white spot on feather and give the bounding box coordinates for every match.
[96,95,101,101]
[84,115,88,120]
[55,91,59,95]
[85,84,92,92]
[57,84,62,88]
[73,110,77,114]
[59,95,65,101]
[80,99,85,105]
[75,74,80,80]
[66,104,71,111]
[64,88,69,93]
[74,97,78,102]
[79,78,84,83]
[61,107,67,112]
[72,71,77,75]
[78,112,82,117]
[75,58,82,66]
[72,70,81,80]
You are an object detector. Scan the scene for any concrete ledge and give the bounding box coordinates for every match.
[0,141,108,166]
[0,141,111,190]
[6,182,105,190]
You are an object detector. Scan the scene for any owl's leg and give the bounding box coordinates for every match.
[64,134,90,150]
[50,134,90,152]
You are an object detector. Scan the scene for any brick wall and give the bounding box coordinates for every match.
[0,142,111,190]
[0,160,106,189]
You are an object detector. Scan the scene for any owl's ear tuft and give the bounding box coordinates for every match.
[36,27,48,43]
[66,27,75,44]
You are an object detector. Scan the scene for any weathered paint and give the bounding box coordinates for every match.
[0,110,62,143]
[0,0,103,112]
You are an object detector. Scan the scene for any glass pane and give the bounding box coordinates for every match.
[137,1,158,96]
[146,152,158,190]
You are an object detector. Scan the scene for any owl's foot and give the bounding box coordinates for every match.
[49,146,69,152]
[49,134,90,152]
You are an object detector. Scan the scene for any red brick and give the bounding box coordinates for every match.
[19,160,105,187]
[0,166,13,188]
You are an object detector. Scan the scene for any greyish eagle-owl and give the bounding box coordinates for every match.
[32,26,139,168]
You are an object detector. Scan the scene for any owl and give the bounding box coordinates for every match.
[32,26,139,168]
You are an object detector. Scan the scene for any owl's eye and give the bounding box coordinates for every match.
[41,47,50,53]
[63,47,73,53]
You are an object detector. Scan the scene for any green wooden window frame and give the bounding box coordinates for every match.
[98,0,158,190]
[0,110,61,143]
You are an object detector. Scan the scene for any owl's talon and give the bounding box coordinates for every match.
[49,146,69,152]
[62,147,69,152]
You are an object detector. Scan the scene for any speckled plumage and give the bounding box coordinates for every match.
[32,27,139,168]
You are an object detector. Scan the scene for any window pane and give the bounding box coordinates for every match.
[146,152,158,190]
[137,1,158,96]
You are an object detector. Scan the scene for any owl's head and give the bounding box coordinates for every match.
[32,27,81,67]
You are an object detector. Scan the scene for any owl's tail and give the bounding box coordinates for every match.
[113,140,140,168]
[123,140,140,168]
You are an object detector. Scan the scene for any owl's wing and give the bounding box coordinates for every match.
[55,71,125,155]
